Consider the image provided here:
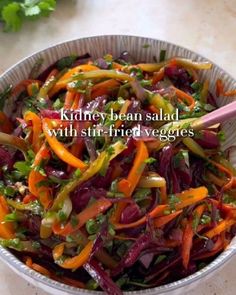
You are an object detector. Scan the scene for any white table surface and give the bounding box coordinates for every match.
[0,0,236,294]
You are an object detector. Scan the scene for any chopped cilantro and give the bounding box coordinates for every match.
[142,43,150,49]
[217,131,226,142]
[58,211,67,222]
[56,55,77,71]
[159,50,166,62]
[144,157,156,164]
[70,215,79,228]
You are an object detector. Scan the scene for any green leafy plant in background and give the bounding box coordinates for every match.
[0,0,57,32]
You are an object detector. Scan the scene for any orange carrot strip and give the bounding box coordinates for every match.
[111,141,149,223]
[22,194,37,204]
[115,100,131,129]
[172,86,195,110]
[52,243,65,260]
[42,118,87,170]
[60,241,93,269]
[32,263,51,276]
[26,256,50,276]
[147,105,160,114]
[28,143,52,208]
[71,93,80,110]
[209,159,234,191]
[54,276,85,289]
[123,141,149,196]
[216,79,224,97]
[0,195,15,239]
[12,79,42,96]
[223,90,236,97]
[113,187,208,230]
[182,219,194,269]
[27,82,39,96]
[154,210,182,228]
[52,199,112,236]
[25,257,33,267]
[205,218,236,239]
[46,69,59,81]
[24,111,42,153]
[64,91,76,109]
[91,79,120,99]
[114,205,167,230]
[112,62,123,70]
[152,68,165,85]
[49,64,99,97]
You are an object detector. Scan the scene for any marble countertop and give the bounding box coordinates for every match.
[0,0,236,294]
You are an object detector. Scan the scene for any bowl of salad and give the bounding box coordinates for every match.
[0,35,236,295]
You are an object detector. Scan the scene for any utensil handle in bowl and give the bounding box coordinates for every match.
[191,101,236,130]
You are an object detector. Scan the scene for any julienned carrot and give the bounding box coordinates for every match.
[46,69,59,81]
[182,219,194,269]
[71,93,81,110]
[194,237,223,260]
[216,79,224,97]
[25,256,51,276]
[0,195,15,239]
[113,187,208,230]
[27,82,39,96]
[121,141,149,197]
[49,64,99,97]
[24,111,42,153]
[111,141,148,223]
[223,90,236,97]
[182,202,205,268]
[42,118,87,170]
[64,91,76,109]
[172,86,195,110]
[12,79,42,96]
[28,143,52,208]
[152,68,164,85]
[91,79,120,99]
[209,159,234,191]
[205,218,236,239]
[115,100,131,129]
[0,111,13,134]
[51,141,126,211]
[113,205,167,230]
[112,62,123,70]
[26,255,85,287]
[154,210,182,228]
[22,194,37,204]
[52,243,65,260]
[147,105,160,114]
[54,276,85,289]
[59,241,93,269]
[52,198,112,236]
[32,263,51,276]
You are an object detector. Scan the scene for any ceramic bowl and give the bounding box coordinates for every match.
[0,35,236,295]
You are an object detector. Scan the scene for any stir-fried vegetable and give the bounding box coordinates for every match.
[0,51,236,295]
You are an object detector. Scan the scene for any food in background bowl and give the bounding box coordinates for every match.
[1,36,236,295]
